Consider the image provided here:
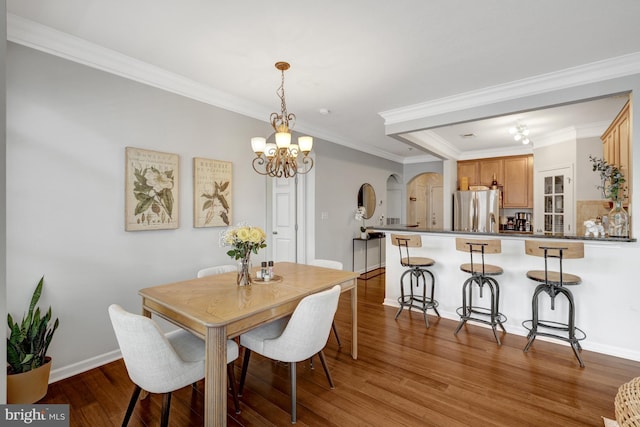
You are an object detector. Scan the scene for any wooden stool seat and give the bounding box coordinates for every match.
[401,256,435,267]
[526,270,581,286]
[454,237,506,345]
[460,263,503,276]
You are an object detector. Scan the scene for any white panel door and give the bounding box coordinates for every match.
[272,177,297,262]
[429,185,444,229]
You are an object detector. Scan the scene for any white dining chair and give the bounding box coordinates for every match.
[108,304,241,426]
[308,259,344,348]
[196,264,237,278]
[238,285,341,424]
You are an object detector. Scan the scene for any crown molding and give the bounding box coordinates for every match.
[7,14,410,164]
[7,14,272,121]
[379,52,640,126]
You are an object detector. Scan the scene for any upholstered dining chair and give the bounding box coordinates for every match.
[108,304,241,427]
[308,259,344,347]
[196,264,237,278]
[238,285,341,424]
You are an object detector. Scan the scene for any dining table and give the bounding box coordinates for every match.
[138,261,359,427]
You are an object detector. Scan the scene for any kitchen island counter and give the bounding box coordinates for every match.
[371,225,635,242]
[375,227,640,363]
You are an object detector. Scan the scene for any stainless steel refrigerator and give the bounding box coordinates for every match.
[453,189,500,233]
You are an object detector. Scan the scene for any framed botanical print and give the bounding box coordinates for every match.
[125,147,179,231]
[193,157,232,227]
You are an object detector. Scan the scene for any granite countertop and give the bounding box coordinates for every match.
[369,225,636,243]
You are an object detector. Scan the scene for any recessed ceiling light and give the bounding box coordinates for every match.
[319,108,331,115]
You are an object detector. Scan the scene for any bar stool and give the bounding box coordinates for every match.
[454,237,507,345]
[390,234,440,327]
[522,240,586,367]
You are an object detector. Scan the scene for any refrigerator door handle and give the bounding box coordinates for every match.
[471,193,477,232]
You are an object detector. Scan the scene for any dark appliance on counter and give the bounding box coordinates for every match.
[505,216,515,231]
[515,212,533,232]
[453,189,500,233]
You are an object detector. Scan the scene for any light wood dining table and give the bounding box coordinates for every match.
[138,261,359,427]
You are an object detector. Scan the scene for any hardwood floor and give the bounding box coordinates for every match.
[41,270,639,426]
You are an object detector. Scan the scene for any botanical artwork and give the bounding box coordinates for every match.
[193,157,232,227]
[125,147,179,231]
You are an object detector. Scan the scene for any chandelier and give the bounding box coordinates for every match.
[509,123,531,145]
[251,62,313,178]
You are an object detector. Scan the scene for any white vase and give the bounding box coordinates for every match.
[360,231,368,239]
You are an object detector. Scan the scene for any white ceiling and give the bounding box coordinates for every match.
[7,1,640,163]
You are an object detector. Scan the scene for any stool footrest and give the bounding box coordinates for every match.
[456,306,507,325]
[522,319,586,342]
[397,295,439,310]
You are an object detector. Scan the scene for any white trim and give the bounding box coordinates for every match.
[6,13,407,164]
[381,301,640,362]
[49,349,122,384]
[379,52,640,125]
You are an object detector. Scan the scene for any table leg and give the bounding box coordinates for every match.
[350,280,358,360]
[205,326,228,427]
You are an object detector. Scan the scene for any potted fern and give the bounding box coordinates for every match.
[6,276,59,403]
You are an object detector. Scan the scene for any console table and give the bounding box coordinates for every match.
[352,233,385,280]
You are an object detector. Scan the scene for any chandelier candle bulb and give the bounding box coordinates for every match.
[251,137,266,154]
[298,136,313,153]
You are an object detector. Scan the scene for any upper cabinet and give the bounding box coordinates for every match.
[503,155,533,208]
[458,154,533,208]
[601,101,631,204]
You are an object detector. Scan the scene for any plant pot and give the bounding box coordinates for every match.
[7,357,52,404]
[360,231,368,239]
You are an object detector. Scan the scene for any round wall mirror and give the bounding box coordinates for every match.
[357,183,376,219]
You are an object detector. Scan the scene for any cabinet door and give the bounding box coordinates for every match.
[602,101,630,204]
[457,161,479,189]
[479,159,504,187]
[503,156,530,208]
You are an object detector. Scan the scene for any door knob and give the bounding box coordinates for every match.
[272,231,278,234]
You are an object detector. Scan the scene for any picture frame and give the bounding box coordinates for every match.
[125,147,179,231]
[193,157,232,228]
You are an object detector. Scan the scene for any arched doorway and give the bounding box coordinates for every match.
[386,174,402,225]
[406,173,443,229]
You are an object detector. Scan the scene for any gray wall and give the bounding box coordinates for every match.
[5,42,273,376]
[5,42,409,380]
[313,140,402,271]
[577,136,608,200]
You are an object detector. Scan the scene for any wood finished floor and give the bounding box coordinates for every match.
[40,270,640,426]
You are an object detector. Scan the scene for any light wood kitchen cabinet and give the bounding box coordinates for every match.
[479,158,503,187]
[503,155,533,208]
[457,161,479,188]
[457,155,533,208]
[601,100,630,203]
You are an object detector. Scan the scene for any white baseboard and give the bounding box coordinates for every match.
[49,349,122,384]
[382,298,640,363]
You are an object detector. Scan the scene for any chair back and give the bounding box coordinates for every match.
[308,259,343,270]
[456,238,501,275]
[390,234,423,267]
[108,304,204,393]
[524,240,584,286]
[390,234,422,248]
[525,240,584,259]
[197,264,237,278]
[455,237,501,254]
[262,285,341,362]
